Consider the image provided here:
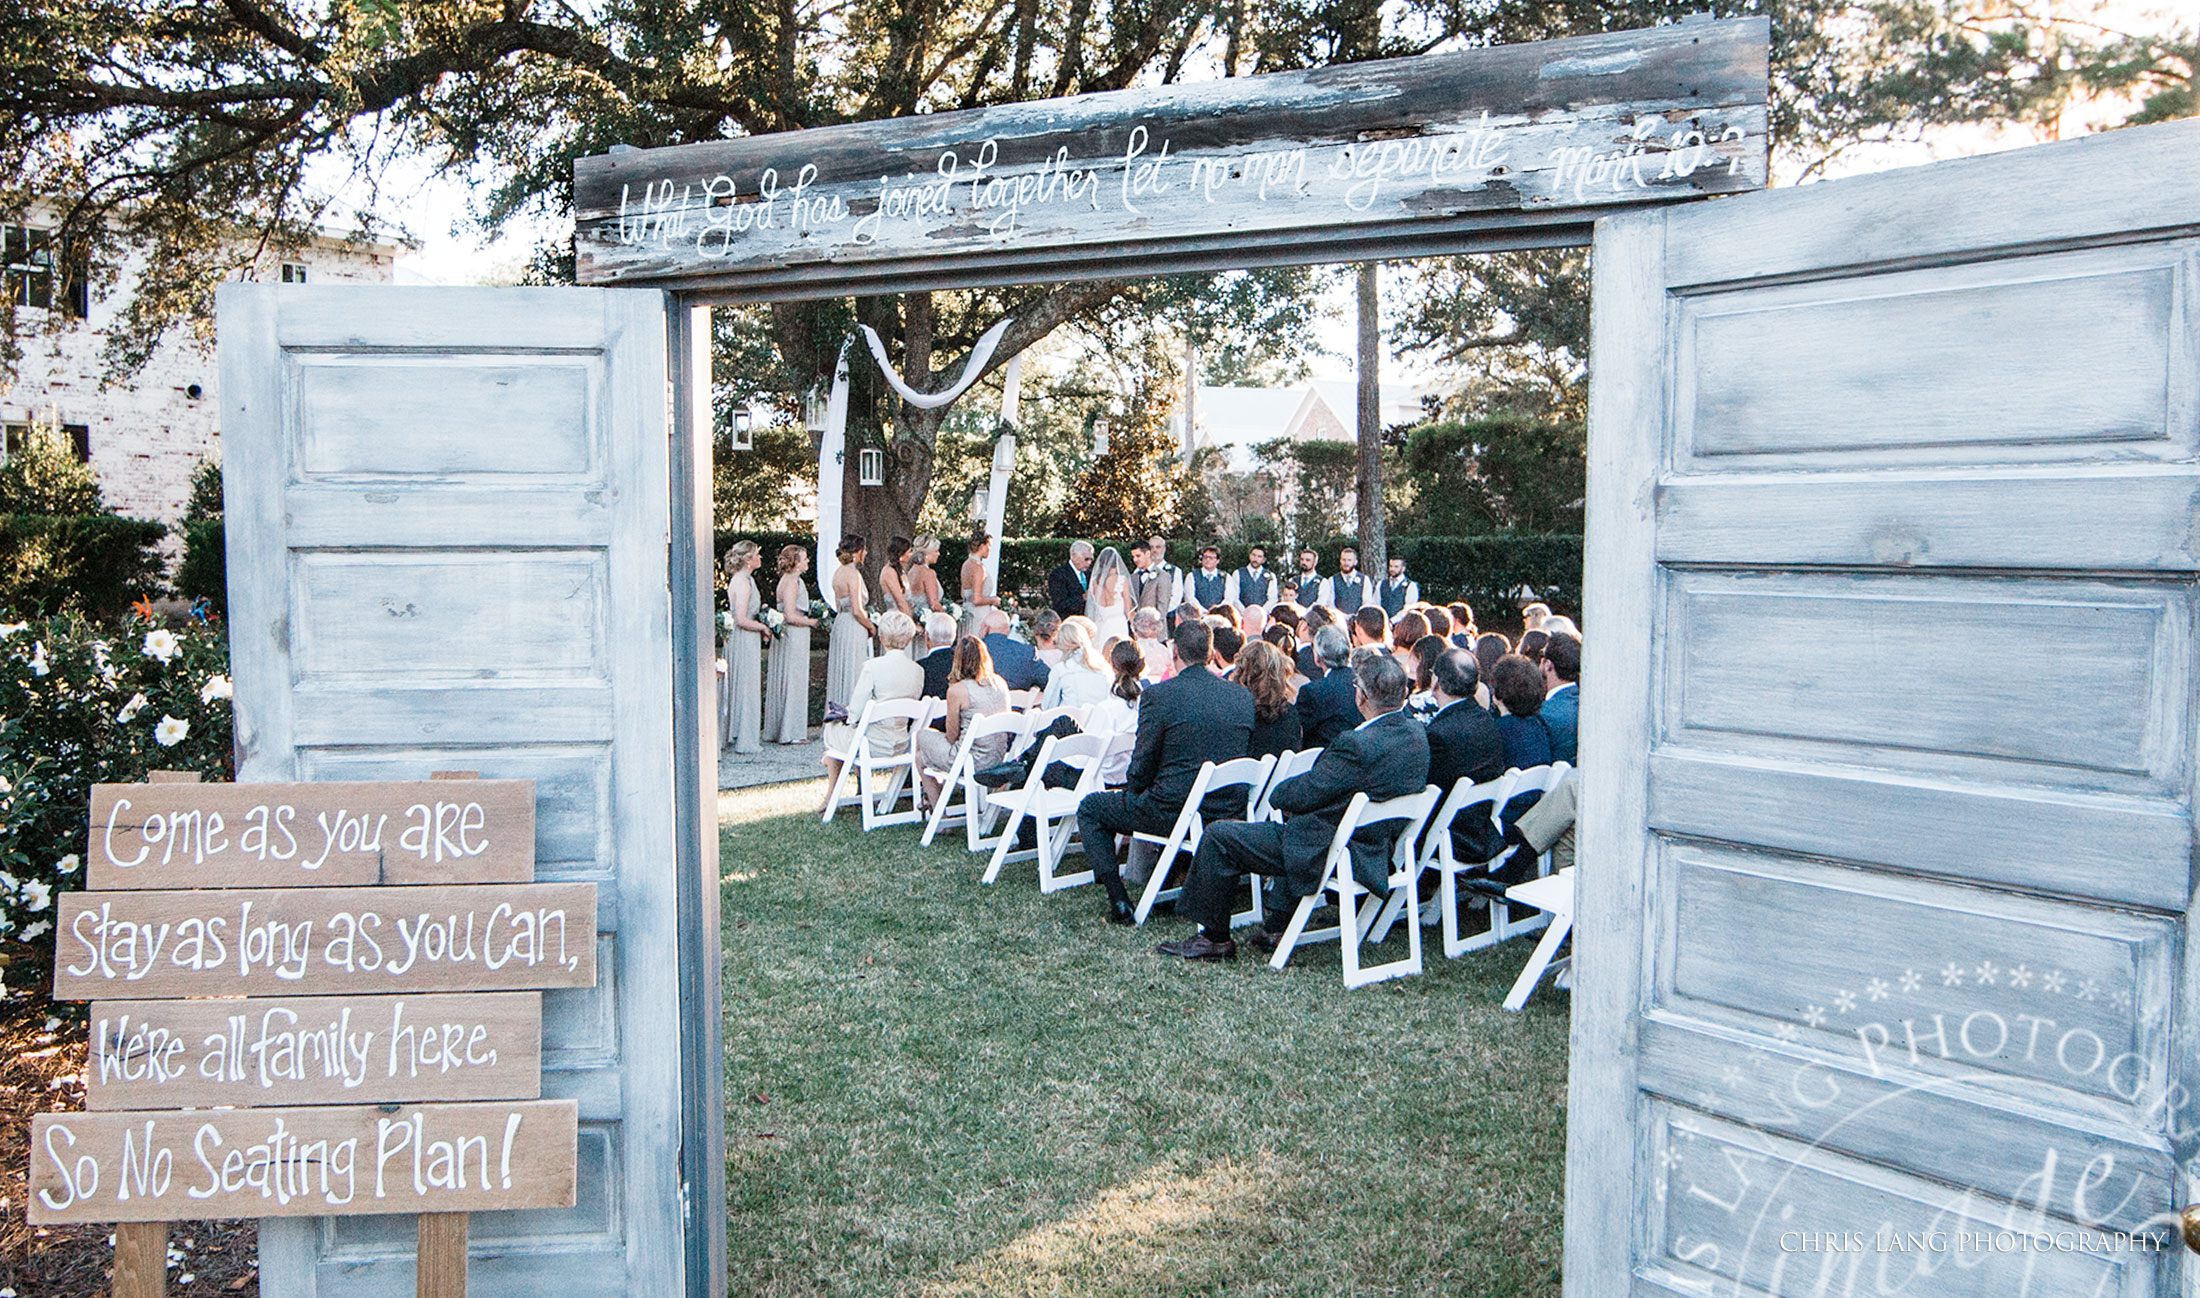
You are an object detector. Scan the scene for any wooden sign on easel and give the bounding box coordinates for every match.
[27,771,590,1298]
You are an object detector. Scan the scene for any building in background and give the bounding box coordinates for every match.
[2,216,404,522]
[1187,379,1427,536]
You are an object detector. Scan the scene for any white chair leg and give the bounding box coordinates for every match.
[920,758,963,846]
[982,804,1025,884]
[1132,836,1186,924]
[1503,914,1573,1012]
[820,756,855,825]
[1268,892,1320,970]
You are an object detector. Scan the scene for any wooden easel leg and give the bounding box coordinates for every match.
[418,1212,468,1298]
[114,1221,167,1298]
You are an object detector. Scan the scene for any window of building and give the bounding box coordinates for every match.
[3,225,88,317]
[281,262,308,283]
[2,422,92,463]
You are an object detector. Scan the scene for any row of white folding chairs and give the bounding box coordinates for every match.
[824,694,1123,835]
[918,703,1096,851]
[1262,761,1570,989]
[1414,762,1572,959]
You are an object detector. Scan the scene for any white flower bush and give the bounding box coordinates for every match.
[0,612,233,972]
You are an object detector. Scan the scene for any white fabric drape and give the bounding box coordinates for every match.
[858,318,1014,410]
[814,336,854,599]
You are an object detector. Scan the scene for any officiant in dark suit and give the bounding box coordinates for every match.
[1047,540,1095,621]
[1076,618,1254,925]
[1159,653,1430,961]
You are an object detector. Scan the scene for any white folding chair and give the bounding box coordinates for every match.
[1267,785,1442,989]
[1006,705,1089,760]
[1004,687,1040,711]
[819,697,935,830]
[1251,747,1321,822]
[1502,868,1575,1011]
[918,709,1029,849]
[1129,755,1275,925]
[980,731,1111,892]
[1413,770,1555,958]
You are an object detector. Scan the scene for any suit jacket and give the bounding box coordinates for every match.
[1425,698,1509,862]
[1496,712,1553,772]
[1295,666,1358,750]
[983,633,1051,692]
[1248,705,1303,760]
[1046,562,1089,621]
[919,646,955,699]
[1270,709,1432,895]
[1123,665,1254,822]
[1295,643,1319,680]
[1540,683,1579,764]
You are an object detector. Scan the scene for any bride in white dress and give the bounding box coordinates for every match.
[1086,546,1134,645]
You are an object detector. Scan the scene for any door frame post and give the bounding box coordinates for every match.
[667,297,728,1298]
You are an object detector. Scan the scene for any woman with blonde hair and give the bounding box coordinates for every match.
[1235,639,1302,758]
[905,534,943,617]
[763,544,820,744]
[1040,614,1113,710]
[820,610,925,813]
[722,540,770,754]
[825,533,877,711]
[917,636,1013,810]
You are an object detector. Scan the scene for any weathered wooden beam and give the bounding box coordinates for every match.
[572,18,1767,293]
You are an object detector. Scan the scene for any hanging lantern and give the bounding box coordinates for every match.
[730,408,754,451]
[803,388,829,435]
[1092,416,1111,456]
[971,485,989,519]
[858,446,885,486]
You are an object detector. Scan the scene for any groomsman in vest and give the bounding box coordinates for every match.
[1320,546,1375,612]
[1226,545,1279,616]
[1377,554,1419,618]
[1186,545,1230,610]
[1291,547,1325,608]
[1132,534,1183,626]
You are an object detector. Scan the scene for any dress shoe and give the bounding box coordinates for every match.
[1107,900,1136,926]
[1155,933,1236,961]
[1244,929,1281,954]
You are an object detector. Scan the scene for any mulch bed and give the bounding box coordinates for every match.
[0,994,260,1296]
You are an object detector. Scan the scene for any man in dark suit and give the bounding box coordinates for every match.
[917,612,958,699]
[1158,653,1430,960]
[1293,605,1332,679]
[980,609,1050,692]
[1538,632,1580,764]
[1294,624,1357,748]
[1046,541,1095,621]
[1076,618,1254,924]
[1424,648,1508,862]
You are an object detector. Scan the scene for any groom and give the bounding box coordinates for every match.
[1048,540,1096,620]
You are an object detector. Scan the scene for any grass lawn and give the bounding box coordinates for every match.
[719,779,1572,1297]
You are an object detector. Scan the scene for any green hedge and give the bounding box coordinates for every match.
[713,531,1582,622]
[177,517,226,615]
[0,515,169,618]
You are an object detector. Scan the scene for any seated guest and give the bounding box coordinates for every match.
[1519,602,1551,640]
[1210,623,1245,675]
[819,611,925,813]
[1424,648,1508,862]
[1158,654,1429,961]
[1541,614,1580,638]
[1091,639,1145,745]
[1448,602,1477,648]
[1076,619,1254,925]
[1349,606,1388,650]
[1487,652,1552,771]
[1235,639,1302,759]
[981,608,1051,692]
[1268,601,1302,643]
[1264,623,1309,692]
[1389,610,1429,675]
[1295,604,1333,678]
[918,612,958,699]
[1041,615,1114,710]
[1518,628,1550,663]
[1239,603,1267,640]
[1132,607,1174,681]
[1030,608,1064,667]
[1423,606,1453,643]
[1472,632,1510,683]
[1539,632,1580,764]
[1209,602,1240,629]
[916,637,1013,809]
[1295,624,1357,749]
[1406,633,1447,720]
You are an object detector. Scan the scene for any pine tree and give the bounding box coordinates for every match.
[1059,405,1181,539]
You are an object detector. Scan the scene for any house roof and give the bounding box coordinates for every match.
[1193,380,1429,469]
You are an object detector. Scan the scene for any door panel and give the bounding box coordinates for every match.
[220,285,685,1297]
[1570,118,2200,1298]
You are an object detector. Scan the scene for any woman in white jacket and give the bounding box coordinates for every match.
[1040,615,1114,711]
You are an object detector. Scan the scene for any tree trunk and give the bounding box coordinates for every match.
[1355,260,1386,571]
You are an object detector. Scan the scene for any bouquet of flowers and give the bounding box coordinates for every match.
[941,599,965,627]
[761,608,786,639]
[806,599,829,622]
[716,609,735,635]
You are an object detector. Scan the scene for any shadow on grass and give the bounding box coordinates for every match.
[719,780,1569,1298]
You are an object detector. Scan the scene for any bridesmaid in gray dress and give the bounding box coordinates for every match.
[763,544,820,744]
[722,540,768,754]
[824,534,877,713]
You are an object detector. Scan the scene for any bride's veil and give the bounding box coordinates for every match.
[1086,547,1128,620]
